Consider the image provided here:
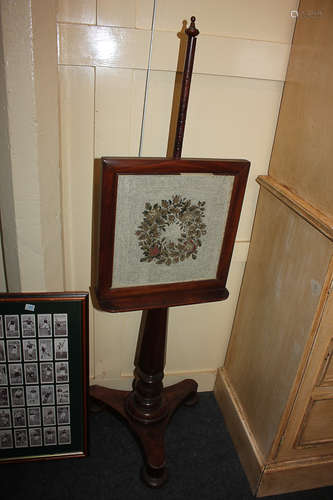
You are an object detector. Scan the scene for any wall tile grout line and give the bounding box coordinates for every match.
[138,0,157,157]
[57,21,293,46]
[57,64,285,84]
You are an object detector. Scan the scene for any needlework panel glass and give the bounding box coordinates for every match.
[111,174,234,287]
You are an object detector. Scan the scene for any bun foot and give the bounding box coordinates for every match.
[141,463,168,488]
[184,391,199,407]
[88,395,106,414]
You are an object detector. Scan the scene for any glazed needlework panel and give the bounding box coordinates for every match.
[111,174,234,288]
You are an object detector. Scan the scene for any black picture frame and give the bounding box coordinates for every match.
[0,292,88,463]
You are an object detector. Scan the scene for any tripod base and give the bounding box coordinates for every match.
[90,379,198,487]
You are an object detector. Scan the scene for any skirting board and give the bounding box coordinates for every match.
[214,367,333,497]
[257,458,333,497]
[91,369,217,392]
[214,367,264,493]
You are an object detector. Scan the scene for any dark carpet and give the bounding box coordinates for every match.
[2,392,333,500]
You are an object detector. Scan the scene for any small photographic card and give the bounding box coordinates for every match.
[0,429,13,449]
[0,341,5,362]
[22,339,37,362]
[57,405,70,425]
[14,428,28,448]
[0,408,11,429]
[10,386,25,407]
[56,384,70,405]
[55,362,69,383]
[29,427,42,447]
[41,385,55,406]
[40,362,54,384]
[7,340,21,362]
[38,314,52,337]
[26,385,40,406]
[39,339,53,361]
[58,426,71,445]
[43,426,57,446]
[0,387,9,407]
[54,313,68,337]
[5,315,20,338]
[54,338,68,361]
[0,364,8,386]
[42,406,56,426]
[12,408,26,428]
[27,406,41,427]
[9,363,23,385]
[21,314,36,338]
[0,316,3,338]
[24,363,39,385]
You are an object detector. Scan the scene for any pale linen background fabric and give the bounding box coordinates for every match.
[112,174,234,287]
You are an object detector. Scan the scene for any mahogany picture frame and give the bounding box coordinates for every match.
[95,157,250,312]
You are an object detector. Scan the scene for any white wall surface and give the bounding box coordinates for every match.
[0,0,64,292]
[56,0,298,390]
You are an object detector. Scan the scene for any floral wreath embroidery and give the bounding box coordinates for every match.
[135,195,207,265]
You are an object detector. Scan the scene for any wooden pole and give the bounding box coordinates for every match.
[173,16,200,159]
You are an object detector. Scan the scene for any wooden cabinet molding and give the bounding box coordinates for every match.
[318,339,333,387]
[257,176,333,242]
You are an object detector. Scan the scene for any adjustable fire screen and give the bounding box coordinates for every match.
[0,292,88,463]
[95,157,249,312]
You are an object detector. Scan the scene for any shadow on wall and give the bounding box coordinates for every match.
[167,19,189,158]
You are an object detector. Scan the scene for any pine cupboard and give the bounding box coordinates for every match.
[215,183,333,496]
[214,1,333,496]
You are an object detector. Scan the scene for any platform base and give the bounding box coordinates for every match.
[90,379,198,487]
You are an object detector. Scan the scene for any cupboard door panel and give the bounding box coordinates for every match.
[298,398,333,446]
[277,276,333,461]
[318,340,333,387]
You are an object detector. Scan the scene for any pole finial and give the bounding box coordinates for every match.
[185,16,199,37]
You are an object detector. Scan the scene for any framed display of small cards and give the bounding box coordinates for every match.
[0,292,88,463]
[95,157,249,312]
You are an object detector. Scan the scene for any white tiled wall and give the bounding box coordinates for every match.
[57,0,297,390]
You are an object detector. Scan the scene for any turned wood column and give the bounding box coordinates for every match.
[126,308,169,423]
